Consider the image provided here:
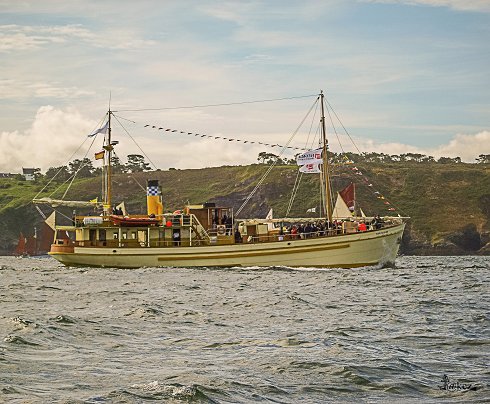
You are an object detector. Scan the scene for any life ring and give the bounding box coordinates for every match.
[217,225,226,235]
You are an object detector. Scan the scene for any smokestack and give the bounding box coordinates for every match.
[147,180,163,216]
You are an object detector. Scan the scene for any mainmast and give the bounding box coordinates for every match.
[320,91,333,222]
[107,111,112,210]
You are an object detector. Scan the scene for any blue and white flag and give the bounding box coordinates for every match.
[88,121,109,137]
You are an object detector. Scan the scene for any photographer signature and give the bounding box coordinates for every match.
[439,374,473,391]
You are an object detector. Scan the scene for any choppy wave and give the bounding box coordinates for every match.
[0,255,488,402]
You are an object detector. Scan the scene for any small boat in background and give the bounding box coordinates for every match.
[14,223,54,256]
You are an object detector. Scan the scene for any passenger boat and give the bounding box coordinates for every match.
[34,92,407,268]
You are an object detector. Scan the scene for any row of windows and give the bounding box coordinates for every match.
[96,230,181,240]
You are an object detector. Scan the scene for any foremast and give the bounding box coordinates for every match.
[103,110,113,215]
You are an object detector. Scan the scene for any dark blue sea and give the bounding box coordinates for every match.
[1,255,488,403]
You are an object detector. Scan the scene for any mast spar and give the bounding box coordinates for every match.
[320,91,333,222]
[101,109,113,215]
[107,110,112,212]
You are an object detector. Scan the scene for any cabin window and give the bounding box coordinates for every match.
[99,229,106,241]
[122,232,127,239]
[131,232,137,239]
[113,232,118,239]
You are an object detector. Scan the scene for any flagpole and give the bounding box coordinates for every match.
[320,91,332,222]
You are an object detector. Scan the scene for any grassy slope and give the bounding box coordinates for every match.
[0,162,489,253]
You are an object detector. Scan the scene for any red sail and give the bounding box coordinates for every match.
[339,182,355,212]
[38,223,55,254]
[25,236,37,256]
[15,233,27,256]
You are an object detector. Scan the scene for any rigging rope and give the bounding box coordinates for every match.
[34,113,108,202]
[285,101,323,217]
[113,94,317,112]
[61,135,99,200]
[286,171,303,217]
[325,98,363,155]
[34,93,404,218]
[235,96,320,217]
[111,114,158,171]
[34,123,105,201]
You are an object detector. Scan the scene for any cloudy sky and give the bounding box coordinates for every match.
[0,0,489,172]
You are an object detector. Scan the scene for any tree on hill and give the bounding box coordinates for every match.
[438,156,461,164]
[111,155,126,174]
[476,154,490,164]
[257,152,287,165]
[125,154,151,172]
[68,157,95,178]
[69,158,95,177]
[45,165,71,182]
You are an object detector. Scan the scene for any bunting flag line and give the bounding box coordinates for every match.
[348,166,398,213]
[135,119,358,167]
[142,123,308,151]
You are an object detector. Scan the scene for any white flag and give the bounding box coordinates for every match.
[296,148,322,166]
[265,208,274,231]
[88,121,109,137]
[299,163,321,174]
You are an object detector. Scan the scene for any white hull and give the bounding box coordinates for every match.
[49,223,405,268]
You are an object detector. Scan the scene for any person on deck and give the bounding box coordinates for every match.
[234,228,242,243]
[372,215,383,230]
[225,216,233,235]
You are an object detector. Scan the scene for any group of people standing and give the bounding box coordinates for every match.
[281,215,385,239]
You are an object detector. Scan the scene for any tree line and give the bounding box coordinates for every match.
[43,154,151,181]
[257,151,490,165]
[12,151,489,183]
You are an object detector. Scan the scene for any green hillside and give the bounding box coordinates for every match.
[1,161,489,255]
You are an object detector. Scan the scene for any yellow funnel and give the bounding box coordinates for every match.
[147,180,163,216]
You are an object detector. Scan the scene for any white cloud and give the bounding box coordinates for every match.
[1,106,487,175]
[0,79,95,99]
[0,24,156,52]
[0,106,274,173]
[431,131,490,160]
[339,130,490,161]
[0,106,97,172]
[362,0,490,12]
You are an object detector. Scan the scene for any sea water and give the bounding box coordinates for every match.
[0,255,488,403]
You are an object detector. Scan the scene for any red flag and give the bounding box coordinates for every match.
[339,182,355,212]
